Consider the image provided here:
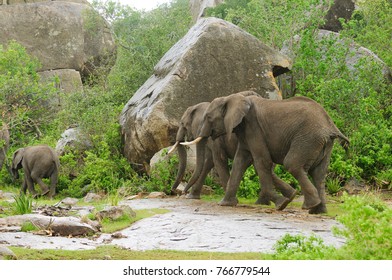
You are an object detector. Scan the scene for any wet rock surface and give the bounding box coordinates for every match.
[0,197,344,253]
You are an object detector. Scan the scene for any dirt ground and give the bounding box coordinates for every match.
[0,196,345,253]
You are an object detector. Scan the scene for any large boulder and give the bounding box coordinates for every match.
[320,0,355,32]
[38,69,83,94]
[0,0,116,80]
[120,17,291,170]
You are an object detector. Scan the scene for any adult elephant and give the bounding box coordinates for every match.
[0,123,10,171]
[169,99,297,206]
[11,145,60,198]
[182,91,349,214]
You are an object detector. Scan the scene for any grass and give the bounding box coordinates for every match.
[100,208,170,233]
[9,245,264,260]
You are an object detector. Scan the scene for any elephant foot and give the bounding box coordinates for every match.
[185,193,201,199]
[219,197,238,206]
[170,188,182,196]
[308,203,327,214]
[41,187,50,196]
[301,197,322,210]
[274,196,290,211]
[255,196,271,206]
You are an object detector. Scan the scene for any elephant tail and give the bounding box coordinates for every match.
[332,131,350,151]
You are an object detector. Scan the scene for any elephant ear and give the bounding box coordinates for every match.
[12,148,24,169]
[223,94,251,139]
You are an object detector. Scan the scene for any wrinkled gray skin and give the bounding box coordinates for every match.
[170,102,235,198]
[0,123,10,171]
[171,100,297,204]
[12,145,60,198]
[192,91,349,214]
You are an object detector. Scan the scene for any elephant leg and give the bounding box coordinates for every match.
[284,153,321,210]
[254,160,290,210]
[48,171,58,199]
[212,152,230,192]
[272,172,297,201]
[219,148,252,206]
[308,143,333,214]
[20,178,28,195]
[31,173,49,196]
[187,155,214,199]
[24,174,37,197]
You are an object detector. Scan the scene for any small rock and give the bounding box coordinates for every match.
[59,197,79,206]
[111,232,127,239]
[84,192,102,202]
[96,205,136,221]
[147,192,167,199]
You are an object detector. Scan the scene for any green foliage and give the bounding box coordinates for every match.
[142,151,179,194]
[63,141,136,197]
[12,193,33,215]
[273,234,334,260]
[208,0,328,49]
[106,0,192,102]
[238,166,259,199]
[21,221,39,232]
[333,194,392,259]
[342,0,392,67]
[0,41,57,145]
[271,194,392,259]
[326,177,343,195]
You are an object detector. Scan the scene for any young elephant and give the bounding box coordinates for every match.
[12,145,60,198]
[183,91,349,214]
[169,100,297,205]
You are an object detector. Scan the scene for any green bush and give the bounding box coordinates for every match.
[12,193,33,215]
[0,41,57,145]
[271,194,392,259]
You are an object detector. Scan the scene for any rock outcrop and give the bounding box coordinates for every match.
[0,0,116,91]
[120,17,291,169]
[320,0,355,32]
[55,127,92,156]
[0,214,98,236]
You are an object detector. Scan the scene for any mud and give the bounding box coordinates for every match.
[0,197,345,253]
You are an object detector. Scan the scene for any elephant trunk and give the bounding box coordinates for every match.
[11,167,19,180]
[183,137,208,193]
[170,143,187,193]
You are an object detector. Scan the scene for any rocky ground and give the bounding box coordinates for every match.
[0,195,345,255]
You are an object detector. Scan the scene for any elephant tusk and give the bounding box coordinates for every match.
[167,142,179,154]
[180,137,203,146]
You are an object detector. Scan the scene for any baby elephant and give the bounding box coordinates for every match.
[12,145,60,198]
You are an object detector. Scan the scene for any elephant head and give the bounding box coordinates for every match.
[11,148,24,179]
[180,91,259,195]
[169,102,210,193]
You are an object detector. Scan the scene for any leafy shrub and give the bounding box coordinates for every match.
[0,41,57,145]
[12,193,33,215]
[273,233,334,260]
[142,150,179,194]
[333,194,392,259]
[64,141,136,197]
[271,194,392,259]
